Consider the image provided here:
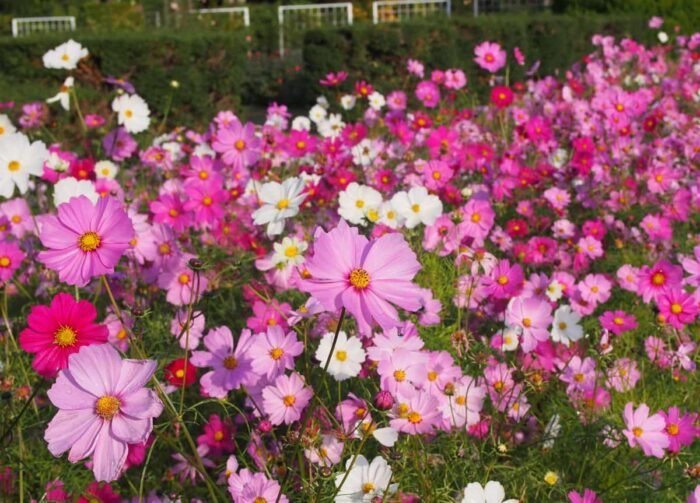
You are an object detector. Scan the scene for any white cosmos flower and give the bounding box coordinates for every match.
[291,116,311,131]
[545,280,564,302]
[252,177,306,236]
[368,91,386,111]
[43,39,88,70]
[0,132,48,198]
[378,201,404,229]
[391,186,443,229]
[551,304,583,346]
[500,325,521,351]
[658,31,669,43]
[271,236,308,267]
[309,104,327,124]
[112,94,151,134]
[46,151,70,173]
[338,182,382,226]
[317,95,330,108]
[46,77,74,111]
[334,455,396,503]
[0,115,16,139]
[318,113,345,138]
[315,330,366,381]
[543,413,561,449]
[549,148,568,169]
[53,177,98,206]
[340,95,356,110]
[461,481,519,503]
[351,139,376,167]
[95,160,119,180]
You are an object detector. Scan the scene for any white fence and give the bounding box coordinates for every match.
[11,16,76,38]
[278,3,353,57]
[189,7,251,27]
[372,0,450,24]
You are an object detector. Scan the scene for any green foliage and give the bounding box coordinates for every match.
[303,13,650,103]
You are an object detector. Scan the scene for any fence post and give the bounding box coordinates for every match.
[278,6,285,58]
[473,0,479,16]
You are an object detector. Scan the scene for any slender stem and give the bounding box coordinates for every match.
[322,308,346,374]
[69,87,87,132]
[179,270,200,416]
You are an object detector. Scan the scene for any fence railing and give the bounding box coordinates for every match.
[372,0,450,24]
[278,2,353,57]
[11,16,76,38]
[189,7,251,28]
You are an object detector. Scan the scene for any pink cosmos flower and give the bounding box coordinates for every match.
[623,402,670,458]
[149,193,190,232]
[38,196,135,287]
[605,358,641,392]
[229,469,289,503]
[44,344,163,481]
[483,259,524,300]
[212,119,261,170]
[157,254,209,306]
[568,489,602,503]
[415,81,440,108]
[659,407,698,453]
[261,372,312,425]
[390,389,441,435]
[248,325,303,380]
[197,414,235,457]
[190,326,258,399]
[19,293,108,378]
[300,220,423,335]
[170,309,205,350]
[505,296,553,352]
[636,260,683,302]
[459,199,495,242]
[559,356,596,394]
[183,179,229,229]
[474,41,507,73]
[578,274,612,305]
[1,198,33,238]
[0,241,24,282]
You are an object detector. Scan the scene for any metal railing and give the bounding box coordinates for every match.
[372,0,450,24]
[189,7,251,27]
[278,2,353,57]
[11,16,76,38]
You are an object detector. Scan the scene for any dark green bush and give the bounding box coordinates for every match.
[302,13,650,103]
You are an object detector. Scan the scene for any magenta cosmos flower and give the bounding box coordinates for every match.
[623,402,669,458]
[38,196,134,287]
[299,220,423,334]
[474,41,507,73]
[19,293,108,378]
[44,344,163,481]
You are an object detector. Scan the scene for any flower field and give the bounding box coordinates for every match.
[1,16,700,503]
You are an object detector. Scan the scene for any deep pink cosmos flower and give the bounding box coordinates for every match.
[599,310,638,336]
[38,196,134,287]
[0,241,24,282]
[183,179,229,229]
[19,293,108,378]
[474,41,507,73]
[623,402,669,458]
[44,344,163,481]
[212,119,261,170]
[636,260,683,302]
[568,489,602,503]
[659,407,698,453]
[415,81,440,108]
[261,372,312,425]
[197,414,235,457]
[657,289,698,329]
[299,220,424,334]
[149,193,191,232]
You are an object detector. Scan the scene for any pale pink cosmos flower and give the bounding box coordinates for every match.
[623,402,669,458]
[248,325,303,380]
[44,344,163,482]
[505,296,553,352]
[157,254,209,306]
[390,389,441,435]
[261,372,312,425]
[300,220,423,335]
[190,326,258,399]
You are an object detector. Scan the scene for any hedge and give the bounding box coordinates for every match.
[302,13,652,104]
[0,30,252,125]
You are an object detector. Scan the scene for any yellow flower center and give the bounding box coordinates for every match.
[574,373,584,382]
[214,431,225,441]
[296,140,306,150]
[362,483,376,494]
[411,203,421,213]
[393,369,406,382]
[283,395,296,407]
[202,196,212,206]
[494,381,504,391]
[7,160,20,172]
[0,256,10,268]
[652,272,665,285]
[284,246,298,258]
[159,243,171,255]
[116,329,128,340]
[61,53,69,61]
[95,395,120,420]
[270,347,284,360]
[367,209,379,221]
[667,424,679,436]
[455,395,466,405]
[223,356,238,370]
[199,170,209,180]
[178,273,190,285]
[78,231,101,252]
[254,498,267,503]
[471,212,481,223]
[276,198,290,210]
[54,326,77,347]
[168,208,179,217]
[522,318,532,328]
[175,369,185,378]
[432,171,441,180]
[355,199,365,209]
[407,411,422,424]
[613,317,624,325]
[497,275,508,285]
[632,426,643,437]
[558,322,567,330]
[349,268,370,289]
[671,303,682,314]
[234,140,246,151]
[124,110,133,118]
[335,350,347,362]
[427,371,438,381]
